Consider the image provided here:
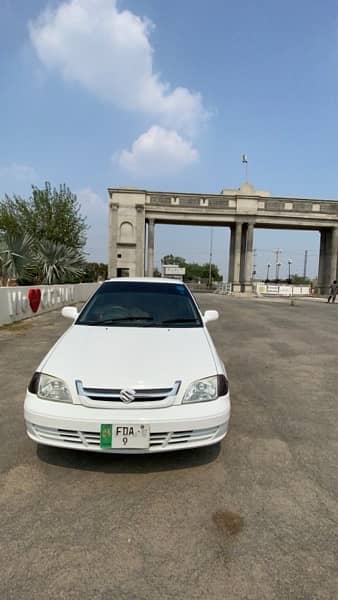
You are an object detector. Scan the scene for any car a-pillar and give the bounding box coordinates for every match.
[108,188,146,278]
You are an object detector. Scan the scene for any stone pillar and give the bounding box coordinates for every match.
[228,226,236,283]
[319,227,338,294]
[232,221,242,292]
[108,202,119,278]
[318,230,327,294]
[147,219,155,277]
[243,222,254,292]
[136,204,145,276]
[318,229,326,294]
[240,224,247,289]
[328,227,338,286]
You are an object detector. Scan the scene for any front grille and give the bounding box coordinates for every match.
[30,423,219,450]
[75,379,181,408]
[84,388,172,402]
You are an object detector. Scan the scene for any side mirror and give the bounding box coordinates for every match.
[203,310,219,324]
[62,306,78,320]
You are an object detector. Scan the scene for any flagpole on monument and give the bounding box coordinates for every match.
[242,153,248,182]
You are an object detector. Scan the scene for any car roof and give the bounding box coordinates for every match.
[106,277,185,284]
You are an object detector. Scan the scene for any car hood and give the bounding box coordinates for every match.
[41,324,217,389]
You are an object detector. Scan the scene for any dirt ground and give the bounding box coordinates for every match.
[0,295,337,599]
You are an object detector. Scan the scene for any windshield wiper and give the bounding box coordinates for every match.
[83,316,154,325]
[161,318,198,324]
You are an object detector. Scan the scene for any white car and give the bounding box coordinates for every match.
[24,278,230,453]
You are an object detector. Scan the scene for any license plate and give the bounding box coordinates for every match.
[100,424,150,449]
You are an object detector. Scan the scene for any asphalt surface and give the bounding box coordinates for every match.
[0,295,337,600]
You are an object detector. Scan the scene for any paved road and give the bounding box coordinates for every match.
[1,296,337,599]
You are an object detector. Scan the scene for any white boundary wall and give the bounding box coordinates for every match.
[216,283,311,296]
[254,283,311,296]
[0,283,100,325]
[216,283,233,294]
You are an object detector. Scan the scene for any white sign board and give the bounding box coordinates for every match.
[162,266,186,276]
[254,283,311,297]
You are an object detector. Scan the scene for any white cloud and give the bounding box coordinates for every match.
[117,125,199,175]
[77,187,106,214]
[0,163,36,181]
[77,188,107,260]
[29,0,207,135]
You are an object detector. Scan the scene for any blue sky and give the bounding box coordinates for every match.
[1,0,337,278]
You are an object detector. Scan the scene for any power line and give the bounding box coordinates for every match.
[254,248,318,256]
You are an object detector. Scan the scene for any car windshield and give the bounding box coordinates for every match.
[77,281,203,328]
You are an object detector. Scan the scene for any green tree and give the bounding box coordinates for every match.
[0,232,34,285]
[160,255,222,283]
[185,262,222,282]
[161,255,187,268]
[0,182,87,250]
[34,240,85,285]
[82,262,108,282]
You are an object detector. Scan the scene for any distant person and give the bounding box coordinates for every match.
[327,280,337,303]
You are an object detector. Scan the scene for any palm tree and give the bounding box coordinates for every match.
[0,232,34,285]
[34,240,85,284]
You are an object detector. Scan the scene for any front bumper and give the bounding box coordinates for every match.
[24,392,231,453]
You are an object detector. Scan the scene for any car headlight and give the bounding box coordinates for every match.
[182,375,228,404]
[28,372,72,403]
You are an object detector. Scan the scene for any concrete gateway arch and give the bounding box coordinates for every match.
[108,182,338,292]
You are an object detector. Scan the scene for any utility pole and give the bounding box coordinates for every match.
[303,249,308,279]
[252,248,257,280]
[273,248,282,280]
[208,227,213,288]
[266,263,271,281]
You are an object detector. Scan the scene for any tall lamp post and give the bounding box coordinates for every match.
[288,259,292,284]
[266,263,271,282]
[208,227,213,288]
[276,261,281,282]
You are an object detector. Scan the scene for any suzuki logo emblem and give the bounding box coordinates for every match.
[120,388,136,403]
